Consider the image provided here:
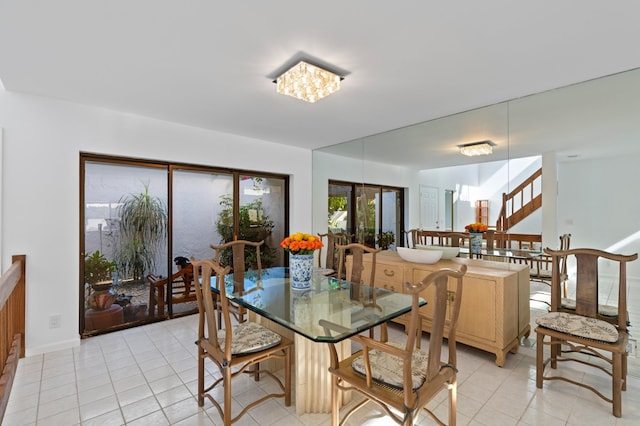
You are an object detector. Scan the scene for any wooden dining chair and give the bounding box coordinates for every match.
[336,243,383,339]
[191,257,292,425]
[535,248,637,417]
[324,264,467,425]
[146,257,196,318]
[210,240,264,327]
[529,233,571,298]
[402,228,421,248]
[317,231,353,271]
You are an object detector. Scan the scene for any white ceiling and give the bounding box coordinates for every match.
[1,1,639,157]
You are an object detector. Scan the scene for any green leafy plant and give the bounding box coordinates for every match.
[376,231,395,250]
[216,194,275,269]
[84,250,115,285]
[115,183,167,281]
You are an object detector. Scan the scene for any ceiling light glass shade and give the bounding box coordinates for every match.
[458,141,494,156]
[276,61,341,103]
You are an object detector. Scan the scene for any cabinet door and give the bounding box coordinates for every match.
[456,277,496,342]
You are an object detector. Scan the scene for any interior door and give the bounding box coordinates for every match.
[420,185,439,230]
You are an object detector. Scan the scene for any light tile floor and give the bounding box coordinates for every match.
[6,289,640,425]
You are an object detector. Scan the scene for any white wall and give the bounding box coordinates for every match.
[0,90,312,355]
[557,154,640,277]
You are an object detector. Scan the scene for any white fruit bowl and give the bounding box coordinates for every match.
[415,244,460,260]
[396,247,443,264]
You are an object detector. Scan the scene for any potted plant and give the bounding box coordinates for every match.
[376,231,395,250]
[115,183,167,282]
[84,250,117,310]
[84,250,116,290]
[216,194,275,269]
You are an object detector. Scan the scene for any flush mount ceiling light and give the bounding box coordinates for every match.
[458,140,496,156]
[275,60,342,103]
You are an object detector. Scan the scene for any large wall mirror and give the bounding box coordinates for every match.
[313,67,640,271]
[312,68,640,366]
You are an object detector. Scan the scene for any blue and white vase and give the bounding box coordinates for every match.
[470,232,483,255]
[290,253,314,289]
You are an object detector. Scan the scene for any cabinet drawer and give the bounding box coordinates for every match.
[377,279,402,293]
[361,261,403,292]
[376,263,403,284]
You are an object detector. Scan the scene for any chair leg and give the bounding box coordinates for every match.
[197,348,204,406]
[550,337,558,369]
[613,351,622,417]
[331,375,340,426]
[285,346,292,406]
[449,381,457,426]
[253,361,260,381]
[223,366,232,425]
[536,332,544,388]
[622,351,628,391]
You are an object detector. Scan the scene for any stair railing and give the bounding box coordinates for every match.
[496,168,542,231]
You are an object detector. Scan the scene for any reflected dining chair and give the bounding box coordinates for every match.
[403,229,421,248]
[529,233,571,298]
[191,257,292,425]
[210,239,264,327]
[323,264,467,425]
[146,257,196,318]
[336,242,384,339]
[535,248,637,417]
[318,231,353,272]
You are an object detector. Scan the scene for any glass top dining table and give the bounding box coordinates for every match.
[211,267,423,343]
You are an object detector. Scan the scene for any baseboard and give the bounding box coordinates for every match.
[25,337,80,357]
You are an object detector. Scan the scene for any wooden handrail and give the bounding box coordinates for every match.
[0,255,26,423]
[496,168,542,231]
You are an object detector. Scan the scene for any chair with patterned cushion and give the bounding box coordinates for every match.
[191,257,292,425]
[324,264,467,425]
[535,247,637,417]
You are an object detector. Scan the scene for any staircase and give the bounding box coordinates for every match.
[496,168,542,231]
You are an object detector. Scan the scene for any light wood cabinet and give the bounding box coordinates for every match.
[351,251,530,366]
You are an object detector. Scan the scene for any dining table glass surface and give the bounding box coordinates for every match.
[210,267,423,343]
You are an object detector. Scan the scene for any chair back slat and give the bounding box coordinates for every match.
[574,252,599,318]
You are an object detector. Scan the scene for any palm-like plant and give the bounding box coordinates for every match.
[116,184,167,281]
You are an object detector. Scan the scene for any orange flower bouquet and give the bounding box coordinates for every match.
[465,222,489,233]
[280,232,324,255]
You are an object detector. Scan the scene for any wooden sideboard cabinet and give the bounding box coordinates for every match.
[347,251,530,366]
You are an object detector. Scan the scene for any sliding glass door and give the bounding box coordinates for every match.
[82,160,168,335]
[329,180,403,249]
[81,155,288,336]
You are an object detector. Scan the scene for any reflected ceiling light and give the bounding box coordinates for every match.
[275,60,342,103]
[458,140,495,156]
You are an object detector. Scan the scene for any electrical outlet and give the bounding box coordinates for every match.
[49,314,61,329]
[627,338,637,357]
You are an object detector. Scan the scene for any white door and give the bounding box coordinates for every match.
[420,185,439,229]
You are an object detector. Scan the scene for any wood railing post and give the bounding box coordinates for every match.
[0,255,26,423]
